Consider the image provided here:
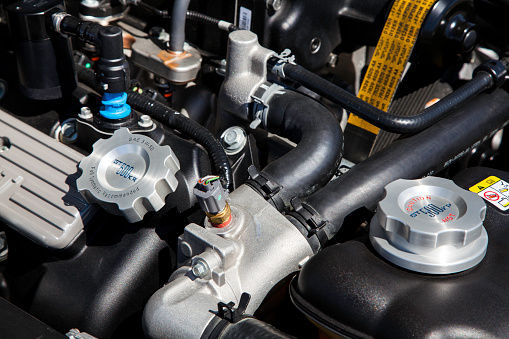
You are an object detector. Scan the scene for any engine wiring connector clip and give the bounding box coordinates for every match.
[194,175,232,228]
[99,92,131,120]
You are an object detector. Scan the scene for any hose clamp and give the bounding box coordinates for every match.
[474,59,507,92]
[52,12,71,35]
[271,49,296,78]
[250,82,286,129]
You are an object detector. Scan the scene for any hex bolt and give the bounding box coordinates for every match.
[327,53,338,68]
[79,106,93,120]
[138,115,154,128]
[266,0,283,11]
[221,126,247,155]
[60,120,78,144]
[192,260,209,279]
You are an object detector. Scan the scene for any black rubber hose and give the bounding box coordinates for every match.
[75,66,233,190]
[216,318,295,339]
[249,90,343,210]
[295,88,509,241]
[127,91,233,190]
[269,59,497,134]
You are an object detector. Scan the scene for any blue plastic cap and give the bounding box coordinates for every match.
[99,92,131,120]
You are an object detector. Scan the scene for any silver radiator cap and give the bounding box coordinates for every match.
[370,176,488,274]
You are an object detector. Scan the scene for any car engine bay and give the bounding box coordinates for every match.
[1,0,509,338]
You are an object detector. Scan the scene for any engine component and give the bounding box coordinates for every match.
[5,0,77,100]
[131,33,202,84]
[218,30,275,127]
[289,87,509,246]
[419,0,477,67]
[370,176,487,274]
[289,167,509,339]
[125,90,234,190]
[235,0,476,70]
[79,0,127,25]
[143,185,313,338]
[3,0,509,337]
[0,297,66,339]
[77,128,180,223]
[53,12,132,119]
[0,108,95,250]
[194,176,232,227]
[269,57,507,134]
[219,32,344,211]
[220,126,248,155]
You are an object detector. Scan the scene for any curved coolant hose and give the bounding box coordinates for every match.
[269,58,500,134]
[292,88,509,245]
[75,66,233,190]
[170,0,192,52]
[126,91,233,190]
[248,90,343,211]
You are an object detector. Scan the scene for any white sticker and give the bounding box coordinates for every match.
[470,176,509,211]
[239,7,252,31]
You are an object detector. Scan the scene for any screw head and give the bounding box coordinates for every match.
[192,260,209,278]
[138,115,153,128]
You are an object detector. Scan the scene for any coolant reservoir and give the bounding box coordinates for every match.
[370,176,488,274]
[290,169,509,338]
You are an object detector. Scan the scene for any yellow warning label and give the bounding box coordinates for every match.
[469,176,501,193]
[348,0,437,134]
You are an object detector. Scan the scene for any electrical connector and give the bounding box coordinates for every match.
[194,176,231,227]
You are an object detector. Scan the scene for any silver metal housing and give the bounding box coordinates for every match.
[77,128,180,223]
[142,185,313,338]
[0,108,96,249]
[370,177,488,274]
[218,30,275,121]
[131,36,202,84]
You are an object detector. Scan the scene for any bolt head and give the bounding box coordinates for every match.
[221,127,247,155]
[60,121,77,143]
[267,0,282,11]
[224,130,238,145]
[138,115,153,128]
[79,107,93,120]
[192,260,209,278]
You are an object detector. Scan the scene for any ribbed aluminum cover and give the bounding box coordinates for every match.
[0,109,95,249]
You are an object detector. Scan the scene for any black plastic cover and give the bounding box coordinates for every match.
[291,167,509,338]
[5,0,77,100]
[0,297,65,339]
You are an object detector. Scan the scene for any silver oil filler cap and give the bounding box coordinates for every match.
[77,128,180,223]
[370,176,488,274]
